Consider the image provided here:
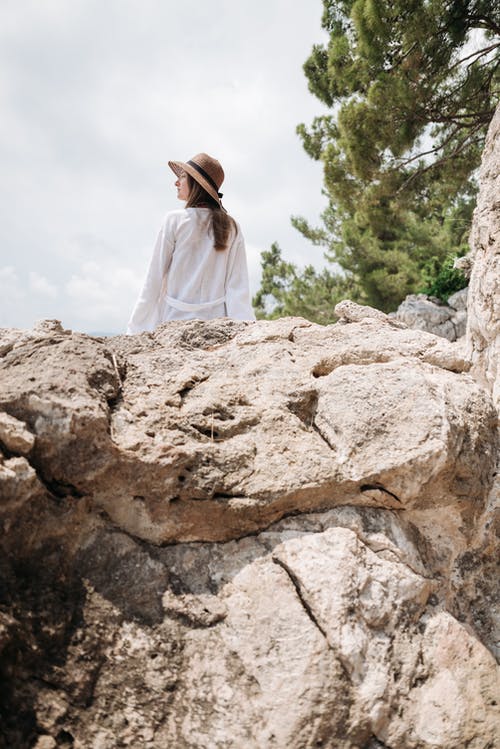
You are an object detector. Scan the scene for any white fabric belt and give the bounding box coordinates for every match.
[165,294,226,312]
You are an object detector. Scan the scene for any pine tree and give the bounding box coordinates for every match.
[254,1,499,316]
[253,243,361,324]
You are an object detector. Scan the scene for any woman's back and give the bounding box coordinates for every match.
[159,207,243,321]
[127,153,254,334]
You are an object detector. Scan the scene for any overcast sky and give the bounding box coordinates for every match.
[0,0,330,333]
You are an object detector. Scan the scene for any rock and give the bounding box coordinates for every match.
[2,505,497,749]
[447,287,468,311]
[1,106,499,749]
[33,319,72,336]
[161,589,227,627]
[0,328,20,356]
[0,610,19,656]
[0,312,498,748]
[33,737,57,749]
[76,528,170,625]
[467,105,500,408]
[0,412,35,455]
[335,299,405,326]
[0,317,494,545]
[386,611,500,748]
[453,254,473,277]
[391,293,467,341]
[454,103,500,672]
[0,456,48,517]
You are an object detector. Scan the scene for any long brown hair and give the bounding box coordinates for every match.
[185,175,237,251]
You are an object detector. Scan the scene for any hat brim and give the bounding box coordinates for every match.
[168,160,222,206]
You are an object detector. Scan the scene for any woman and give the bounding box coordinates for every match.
[126,152,255,334]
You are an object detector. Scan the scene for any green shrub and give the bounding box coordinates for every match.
[419,253,468,302]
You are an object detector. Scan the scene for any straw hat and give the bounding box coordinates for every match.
[168,153,224,206]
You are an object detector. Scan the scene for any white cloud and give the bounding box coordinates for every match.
[245,242,266,292]
[0,266,61,328]
[0,265,24,302]
[29,271,58,298]
[0,0,330,333]
[64,259,142,331]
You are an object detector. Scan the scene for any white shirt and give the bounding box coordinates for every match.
[127,207,255,334]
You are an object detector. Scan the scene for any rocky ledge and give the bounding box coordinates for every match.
[1,306,498,749]
[0,112,499,749]
[390,288,468,341]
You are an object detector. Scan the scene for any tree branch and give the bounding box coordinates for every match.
[386,41,419,73]
[395,126,484,193]
[448,42,500,73]
[465,15,500,35]
[427,109,495,125]
[393,125,462,169]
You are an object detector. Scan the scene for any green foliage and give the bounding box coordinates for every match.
[419,253,468,301]
[252,243,362,324]
[254,0,499,319]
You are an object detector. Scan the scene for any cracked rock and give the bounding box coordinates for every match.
[1,104,499,749]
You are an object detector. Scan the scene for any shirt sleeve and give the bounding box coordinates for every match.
[225,228,256,321]
[126,215,176,334]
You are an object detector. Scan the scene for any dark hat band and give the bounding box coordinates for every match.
[187,160,223,198]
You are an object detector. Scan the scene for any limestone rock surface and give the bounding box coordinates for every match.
[467,104,500,408]
[1,307,499,749]
[1,105,499,749]
[0,313,490,546]
[390,291,467,341]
